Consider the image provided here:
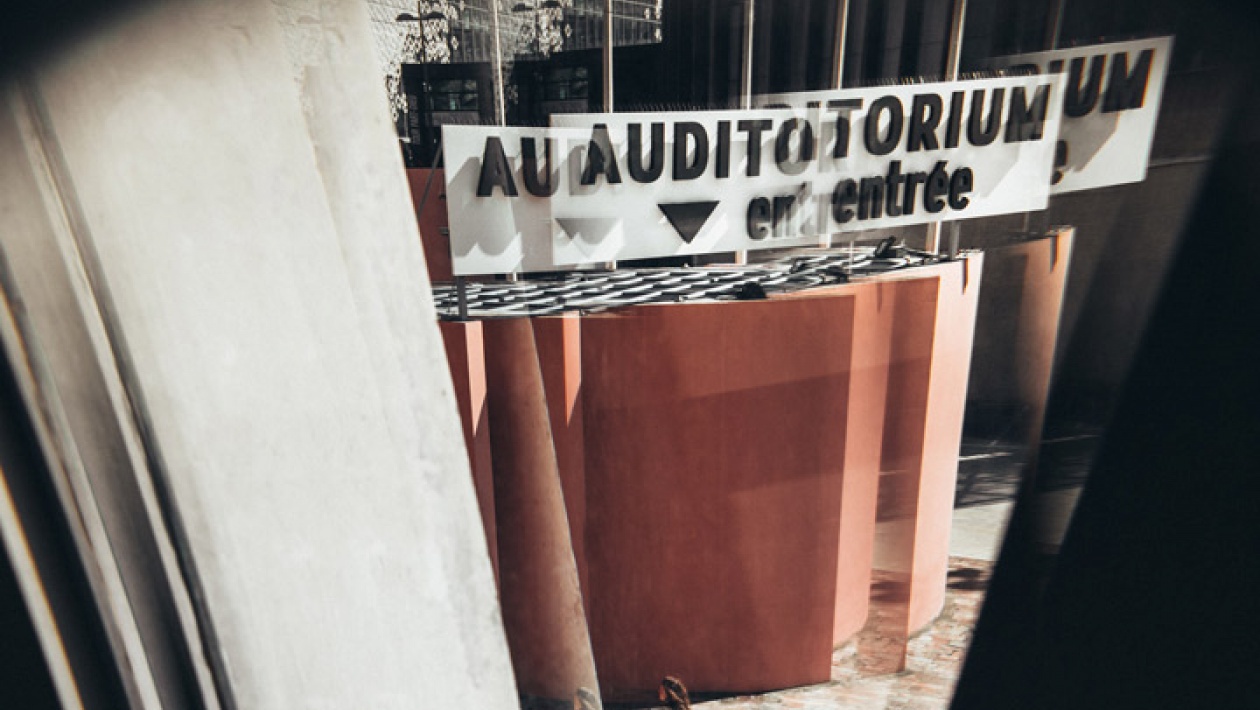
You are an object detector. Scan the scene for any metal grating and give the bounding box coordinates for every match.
[432,246,949,319]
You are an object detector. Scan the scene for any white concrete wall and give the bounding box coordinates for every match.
[2,0,518,707]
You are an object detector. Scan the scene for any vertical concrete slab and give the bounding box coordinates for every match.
[10,0,518,707]
[483,318,600,706]
[0,85,213,710]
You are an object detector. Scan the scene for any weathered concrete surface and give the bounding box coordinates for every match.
[3,0,518,706]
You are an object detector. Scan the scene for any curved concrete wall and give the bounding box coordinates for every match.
[435,256,983,701]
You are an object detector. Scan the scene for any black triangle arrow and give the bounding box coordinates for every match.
[658,201,719,244]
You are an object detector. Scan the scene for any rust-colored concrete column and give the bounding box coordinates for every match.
[438,320,499,581]
[482,318,600,706]
[532,315,591,607]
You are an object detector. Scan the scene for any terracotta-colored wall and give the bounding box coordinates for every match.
[434,256,987,700]
[579,297,858,700]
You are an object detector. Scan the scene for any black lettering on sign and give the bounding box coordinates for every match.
[903,171,927,214]
[1064,55,1104,117]
[967,88,1003,147]
[627,122,665,183]
[908,94,943,152]
[864,96,904,156]
[885,160,905,217]
[858,176,884,219]
[581,124,623,186]
[673,122,709,180]
[924,161,949,213]
[737,119,772,176]
[949,167,973,210]
[520,137,557,196]
[772,194,796,238]
[716,120,732,178]
[775,118,815,176]
[476,136,518,197]
[827,99,863,158]
[1005,84,1050,142]
[747,197,772,239]
[832,179,858,223]
[945,91,964,149]
[1103,49,1154,113]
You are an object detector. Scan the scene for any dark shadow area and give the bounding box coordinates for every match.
[0,2,147,81]
[0,314,131,709]
[953,437,1026,509]
[946,567,993,592]
[952,4,1260,706]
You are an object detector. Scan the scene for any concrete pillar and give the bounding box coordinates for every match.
[483,318,600,707]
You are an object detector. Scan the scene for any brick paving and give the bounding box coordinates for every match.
[689,557,994,710]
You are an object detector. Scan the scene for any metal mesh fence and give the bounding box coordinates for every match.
[432,245,951,319]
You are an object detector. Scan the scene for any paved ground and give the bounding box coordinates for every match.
[681,432,1098,710]
[690,557,992,710]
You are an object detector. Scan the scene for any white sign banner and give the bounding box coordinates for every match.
[444,76,1063,275]
[989,36,1173,194]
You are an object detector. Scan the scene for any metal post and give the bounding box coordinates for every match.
[733,0,755,265]
[489,0,507,127]
[602,0,617,272]
[1044,0,1066,51]
[603,0,614,112]
[823,0,851,251]
[831,0,850,89]
[456,276,470,320]
[927,0,967,254]
[944,0,967,81]
[740,0,755,109]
